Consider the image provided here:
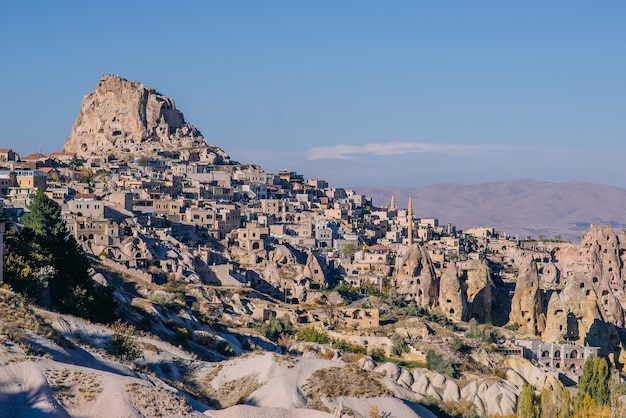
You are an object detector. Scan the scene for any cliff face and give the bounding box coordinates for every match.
[64,75,231,163]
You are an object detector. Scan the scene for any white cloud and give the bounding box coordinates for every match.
[306,141,516,160]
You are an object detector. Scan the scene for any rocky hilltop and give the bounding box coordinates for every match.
[63,75,232,163]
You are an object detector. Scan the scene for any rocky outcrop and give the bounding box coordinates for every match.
[396,244,439,308]
[505,357,562,392]
[465,261,493,323]
[371,361,518,416]
[438,263,467,322]
[269,245,298,265]
[304,254,327,289]
[581,225,626,327]
[543,273,624,359]
[508,258,545,335]
[64,75,232,163]
[258,246,328,302]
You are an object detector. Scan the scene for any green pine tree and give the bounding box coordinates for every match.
[4,189,116,323]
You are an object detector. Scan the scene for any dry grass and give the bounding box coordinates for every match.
[319,349,335,360]
[46,368,103,405]
[302,363,390,407]
[125,382,191,416]
[0,289,71,351]
[199,366,261,408]
[341,352,365,364]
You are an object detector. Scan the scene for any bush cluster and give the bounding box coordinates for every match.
[425,349,457,377]
[108,333,142,361]
[296,326,330,344]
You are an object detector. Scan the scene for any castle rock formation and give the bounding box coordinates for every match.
[64,75,232,163]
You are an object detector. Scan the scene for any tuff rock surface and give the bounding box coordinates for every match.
[438,262,467,322]
[508,258,546,335]
[64,75,232,163]
[396,244,439,306]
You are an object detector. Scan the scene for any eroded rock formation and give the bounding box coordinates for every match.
[465,261,494,323]
[396,244,439,308]
[508,258,545,335]
[64,75,232,163]
[438,262,467,322]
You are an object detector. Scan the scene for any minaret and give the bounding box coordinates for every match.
[0,222,4,283]
[407,197,413,245]
[390,195,396,210]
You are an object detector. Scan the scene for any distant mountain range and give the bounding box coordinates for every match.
[355,179,626,242]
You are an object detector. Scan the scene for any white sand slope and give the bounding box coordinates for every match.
[0,297,439,418]
[204,405,334,418]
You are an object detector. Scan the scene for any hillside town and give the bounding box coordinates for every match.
[1,75,625,417]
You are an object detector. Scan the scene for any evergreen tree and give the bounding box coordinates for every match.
[4,189,116,323]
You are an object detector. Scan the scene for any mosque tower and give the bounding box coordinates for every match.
[407,197,413,245]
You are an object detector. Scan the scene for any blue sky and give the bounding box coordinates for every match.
[1,1,625,187]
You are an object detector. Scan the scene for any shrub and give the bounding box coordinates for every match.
[450,336,463,351]
[504,323,520,331]
[261,314,293,341]
[369,347,386,363]
[390,333,409,356]
[108,333,142,361]
[332,339,366,354]
[465,319,500,343]
[296,326,330,344]
[216,341,235,357]
[425,349,457,377]
[277,332,294,349]
[150,291,178,308]
[172,327,191,346]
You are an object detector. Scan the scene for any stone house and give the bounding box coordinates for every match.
[182,205,216,228]
[213,203,241,239]
[67,194,104,218]
[233,167,266,184]
[0,149,18,162]
[14,169,47,190]
[355,244,392,265]
[0,171,14,196]
[21,153,54,167]
[515,340,600,372]
[50,151,75,164]
[152,196,188,220]
[232,223,268,251]
[260,199,282,217]
[332,308,379,330]
[67,216,123,250]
